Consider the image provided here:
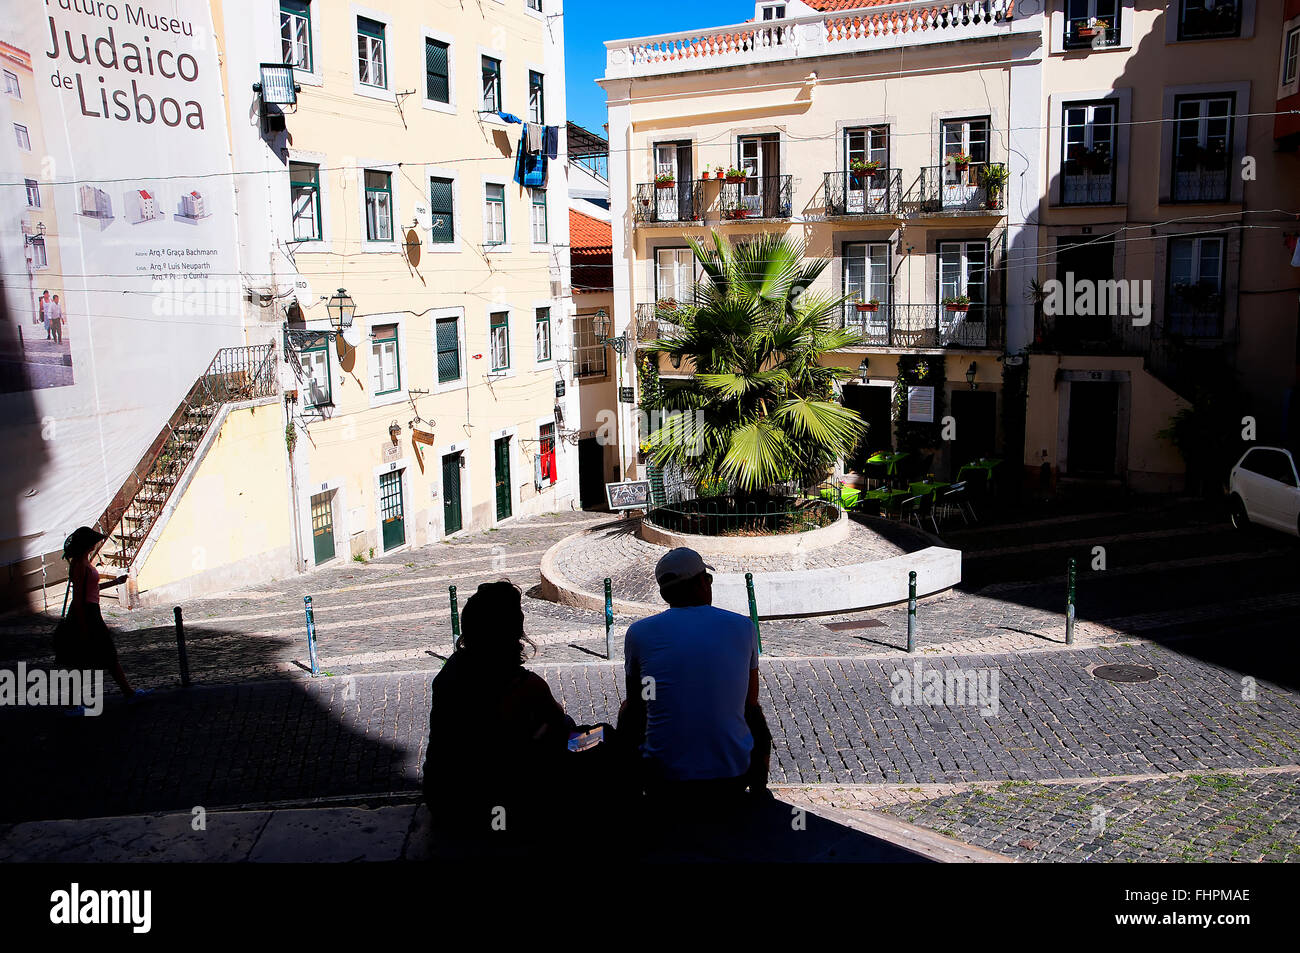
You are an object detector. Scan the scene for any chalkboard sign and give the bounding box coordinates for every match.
[605,480,651,511]
[619,386,635,403]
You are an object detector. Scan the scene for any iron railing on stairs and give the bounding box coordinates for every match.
[95,343,278,571]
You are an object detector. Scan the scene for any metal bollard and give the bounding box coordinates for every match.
[1066,557,1076,645]
[303,595,319,676]
[907,571,917,653]
[449,585,460,650]
[604,578,614,660]
[746,572,763,655]
[173,606,191,687]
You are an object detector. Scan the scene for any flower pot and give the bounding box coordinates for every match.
[655,180,675,189]
[953,162,969,173]
[725,175,746,184]
[946,304,970,313]
[855,304,879,313]
[1077,27,1099,38]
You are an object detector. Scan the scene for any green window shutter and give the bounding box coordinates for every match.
[425,39,449,104]
[429,177,454,243]
[436,317,460,383]
[357,16,383,38]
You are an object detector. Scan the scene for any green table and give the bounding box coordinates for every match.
[908,480,950,502]
[866,450,909,476]
[859,487,909,514]
[816,486,861,509]
[957,458,1002,486]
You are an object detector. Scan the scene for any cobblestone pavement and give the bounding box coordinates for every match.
[781,770,1300,862]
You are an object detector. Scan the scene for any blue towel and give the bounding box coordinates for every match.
[514,131,547,186]
[544,125,559,160]
[497,111,523,124]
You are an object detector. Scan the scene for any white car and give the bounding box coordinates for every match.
[1228,446,1300,537]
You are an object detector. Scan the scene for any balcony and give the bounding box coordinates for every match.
[1165,295,1225,339]
[1060,166,1116,205]
[605,0,1027,80]
[635,302,687,344]
[1064,17,1119,50]
[914,163,1004,215]
[634,181,704,225]
[839,302,1004,349]
[1170,164,1231,203]
[824,169,902,217]
[719,174,793,221]
[1032,311,1150,355]
[1178,2,1241,41]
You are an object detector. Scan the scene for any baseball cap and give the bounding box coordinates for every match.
[654,547,713,587]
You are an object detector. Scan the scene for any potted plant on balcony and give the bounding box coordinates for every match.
[723,201,748,220]
[983,162,1008,209]
[1077,17,1109,39]
[854,295,880,314]
[1081,146,1112,175]
[943,294,971,313]
[655,171,676,189]
[724,166,747,184]
[947,151,972,173]
[656,297,679,315]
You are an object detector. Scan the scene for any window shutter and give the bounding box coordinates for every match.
[430,178,454,243]
[425,39,449,103]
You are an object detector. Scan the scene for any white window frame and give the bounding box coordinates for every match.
[489,308,512,375]
[653,246,699,303]
[29,236,47,270]
[1165,0,1255,43]
[525,0,544,19]
[533,302,553,366]
[1048,89,1131,207]
[1281,21,1300,99]
[529,188,548,247]
[480,54,503,114]
[287,148,331,252]
[483,178,509,251]
[14,123,30,151]
[1050,0,1134,55]
[350,5,395,102]
[1165,235,1226,337]
[527,67,545,125]
[3,69,20,98]
[25,178,40,208]
[421,26,456,116]
[301,342,333,409]
[357,161,400,252]
[366,313,408,409]
[432,306,467,394]
[1159,83,1247,205]
[760,4,787,20]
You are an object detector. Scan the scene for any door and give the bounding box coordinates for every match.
[442,452,463,535]
[941,118,989,209]
[1240,448,1300,530]
[1057,238,1115,342]
[494,436,513,520]
[938,241,988,346]
[950,391,997,471]
[654,142,691,221]
[379,468,406,550]
[845,126,888,212]
[738,135,781,216]
[841,384,892,472]
[842,242,891,344]
[578,437,605,508]
[310,491,335,565]
[1065,382,1119,477]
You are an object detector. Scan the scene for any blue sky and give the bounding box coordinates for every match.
[563,0,757,136]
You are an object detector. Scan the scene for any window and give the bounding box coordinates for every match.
[1284,27,1300,86]
[1064,0,1119,49]
[1062,101,1116,204]
[1178,0,1241,41]
[938,241,990,346]
[655,247,698,303]
[430,176,454,243]
[573,314,607,377]
[357,17,387,89]
[530,188,547,244]
[280,1,311,71]
[538,423,556,486]
[301,335,332,407]
[1172,94,1232,202]
[842,242,891,313]
[14,124,30,151]
[481,56,502,113]
[1167,236,1225,336]
[1242,449,1298,486]
[425,38,450,104]
[3,69,19,98]
[535,307,551,362]
[435,315,461,384]
[942,118,989,165]
[25,178,40,208]
[364,170,393,242]
[484,183,505,245]
[761,4,787,19]
[528,70,544,124]
[1055,237,1115,340]
[490,311,510,371]
[290,162,321,241]
[737,133,782,216]
[370,323,400,394]
[527,0,542,10]
[29,237,47,269]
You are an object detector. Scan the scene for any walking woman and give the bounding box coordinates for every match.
[59,527,146,701]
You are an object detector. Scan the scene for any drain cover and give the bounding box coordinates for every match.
[1092,663,1159,683]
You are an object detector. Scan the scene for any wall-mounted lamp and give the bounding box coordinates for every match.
[966,361,979,390]
[23,222,46,245]
[326,288,355,333]
[857,358,870,384]
[388,420,401,443]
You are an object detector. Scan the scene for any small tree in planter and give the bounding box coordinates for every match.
[982,162,1008,209]
[655,171,676,189]
[943,294,971,313]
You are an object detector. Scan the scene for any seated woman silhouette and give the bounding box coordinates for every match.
[422,580,588,843]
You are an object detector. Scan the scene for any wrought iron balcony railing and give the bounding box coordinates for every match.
[1060,166,1116,205]
[839,303,1004,349]
[719,174,793,220]
[914,163,1004,214]
[635,302,688,343]
[1178,2,1241,40]
[1064,17,1120,49]
[824,169,902,216]
[1165,300,1225,339]
[1170,165,1231,203]
[634,181,704,224]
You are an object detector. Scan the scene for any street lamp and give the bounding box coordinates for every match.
[966,361,979,390]
[326,288,355,333]
[857,358,870,384]
[592,308,626,356]
[23,222,45,245]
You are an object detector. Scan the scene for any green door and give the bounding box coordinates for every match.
[310,491,335,565]
[442,452,463,535]
[494,436,512,521]
[379,468,406,551]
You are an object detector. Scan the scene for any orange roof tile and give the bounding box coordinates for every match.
[570,208,612,258]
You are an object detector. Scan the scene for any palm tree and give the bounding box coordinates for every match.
[644,232,867,499]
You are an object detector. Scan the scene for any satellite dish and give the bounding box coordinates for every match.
[342,325,362,348]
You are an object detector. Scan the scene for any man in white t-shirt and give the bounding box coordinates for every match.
[621,547,771,806]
